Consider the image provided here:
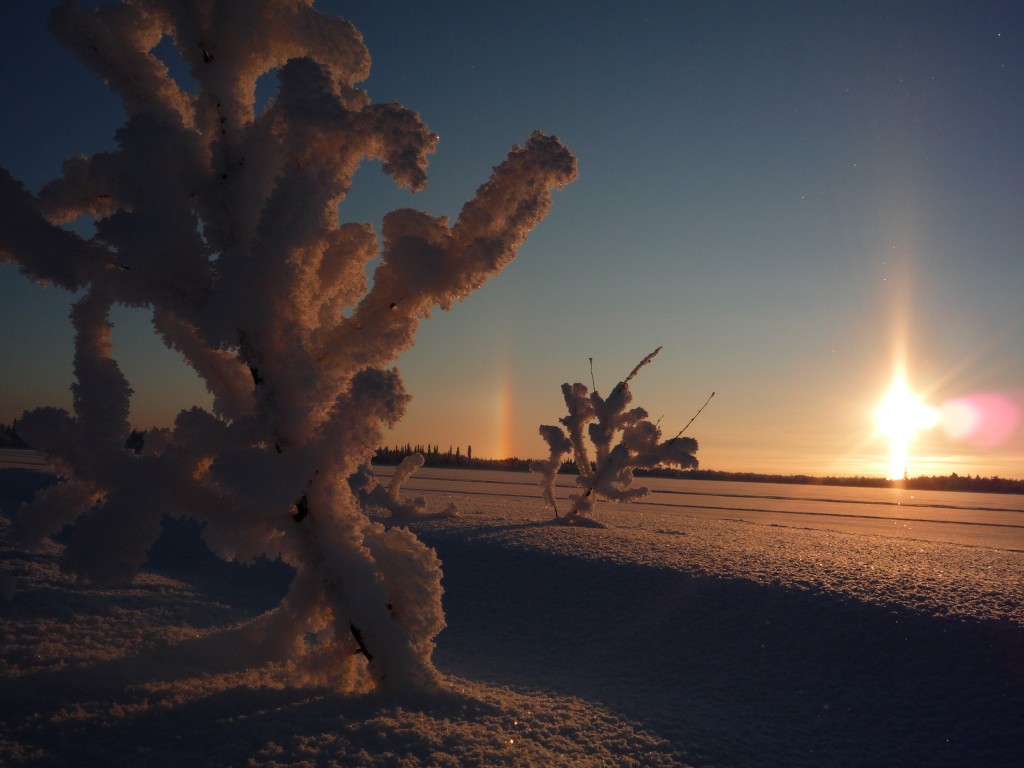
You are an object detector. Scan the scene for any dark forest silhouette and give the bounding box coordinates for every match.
[0,421,28,448]
[3,429,1019,494]
[373,443,1024,495]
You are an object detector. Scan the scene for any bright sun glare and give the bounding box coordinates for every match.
[875,374,938,480]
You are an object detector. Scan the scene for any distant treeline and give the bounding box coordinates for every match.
[1,421,147,453]
[373,444,532,472]
[633,466,1024,495]
[5,428,1018,494]
[375,444,1024,495]
[0,421,29,448]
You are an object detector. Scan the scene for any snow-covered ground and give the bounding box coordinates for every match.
[2,459,1022,767]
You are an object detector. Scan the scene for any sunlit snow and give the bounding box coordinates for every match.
[3,460,1022,767]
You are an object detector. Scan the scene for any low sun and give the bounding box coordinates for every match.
[876,375,938,480]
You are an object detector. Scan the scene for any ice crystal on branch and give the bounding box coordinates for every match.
[0,0,575,692]
[532,348,699,525]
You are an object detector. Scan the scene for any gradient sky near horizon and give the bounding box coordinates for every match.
[1,1,1022,479]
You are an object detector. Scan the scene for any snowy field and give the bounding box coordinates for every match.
[2,454,1023,767]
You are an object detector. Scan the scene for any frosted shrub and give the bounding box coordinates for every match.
[350,453,434,520]
[0,0,575,692]
[532,348,700,525]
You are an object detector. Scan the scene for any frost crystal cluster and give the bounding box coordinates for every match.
[0,0,575,691]
[532,348,699,525]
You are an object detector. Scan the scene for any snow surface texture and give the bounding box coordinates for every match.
[0,0,575,692]
[2,466,1022,767]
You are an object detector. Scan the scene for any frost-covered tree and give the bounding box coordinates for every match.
[532,349,701,525]
[0,0,575,692]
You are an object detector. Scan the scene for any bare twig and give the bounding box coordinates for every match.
[668,391,715,444]
[349,623,374,661]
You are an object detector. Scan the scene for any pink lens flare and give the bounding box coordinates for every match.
[939,392,1023,448]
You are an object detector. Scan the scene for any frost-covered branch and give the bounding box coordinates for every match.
[350,454,428,519]
[2,0,574,693]
[530,426,573,518]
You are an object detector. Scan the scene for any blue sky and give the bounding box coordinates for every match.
[2,1,1022,477]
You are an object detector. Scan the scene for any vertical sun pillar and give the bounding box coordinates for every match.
[495,371,513,460]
